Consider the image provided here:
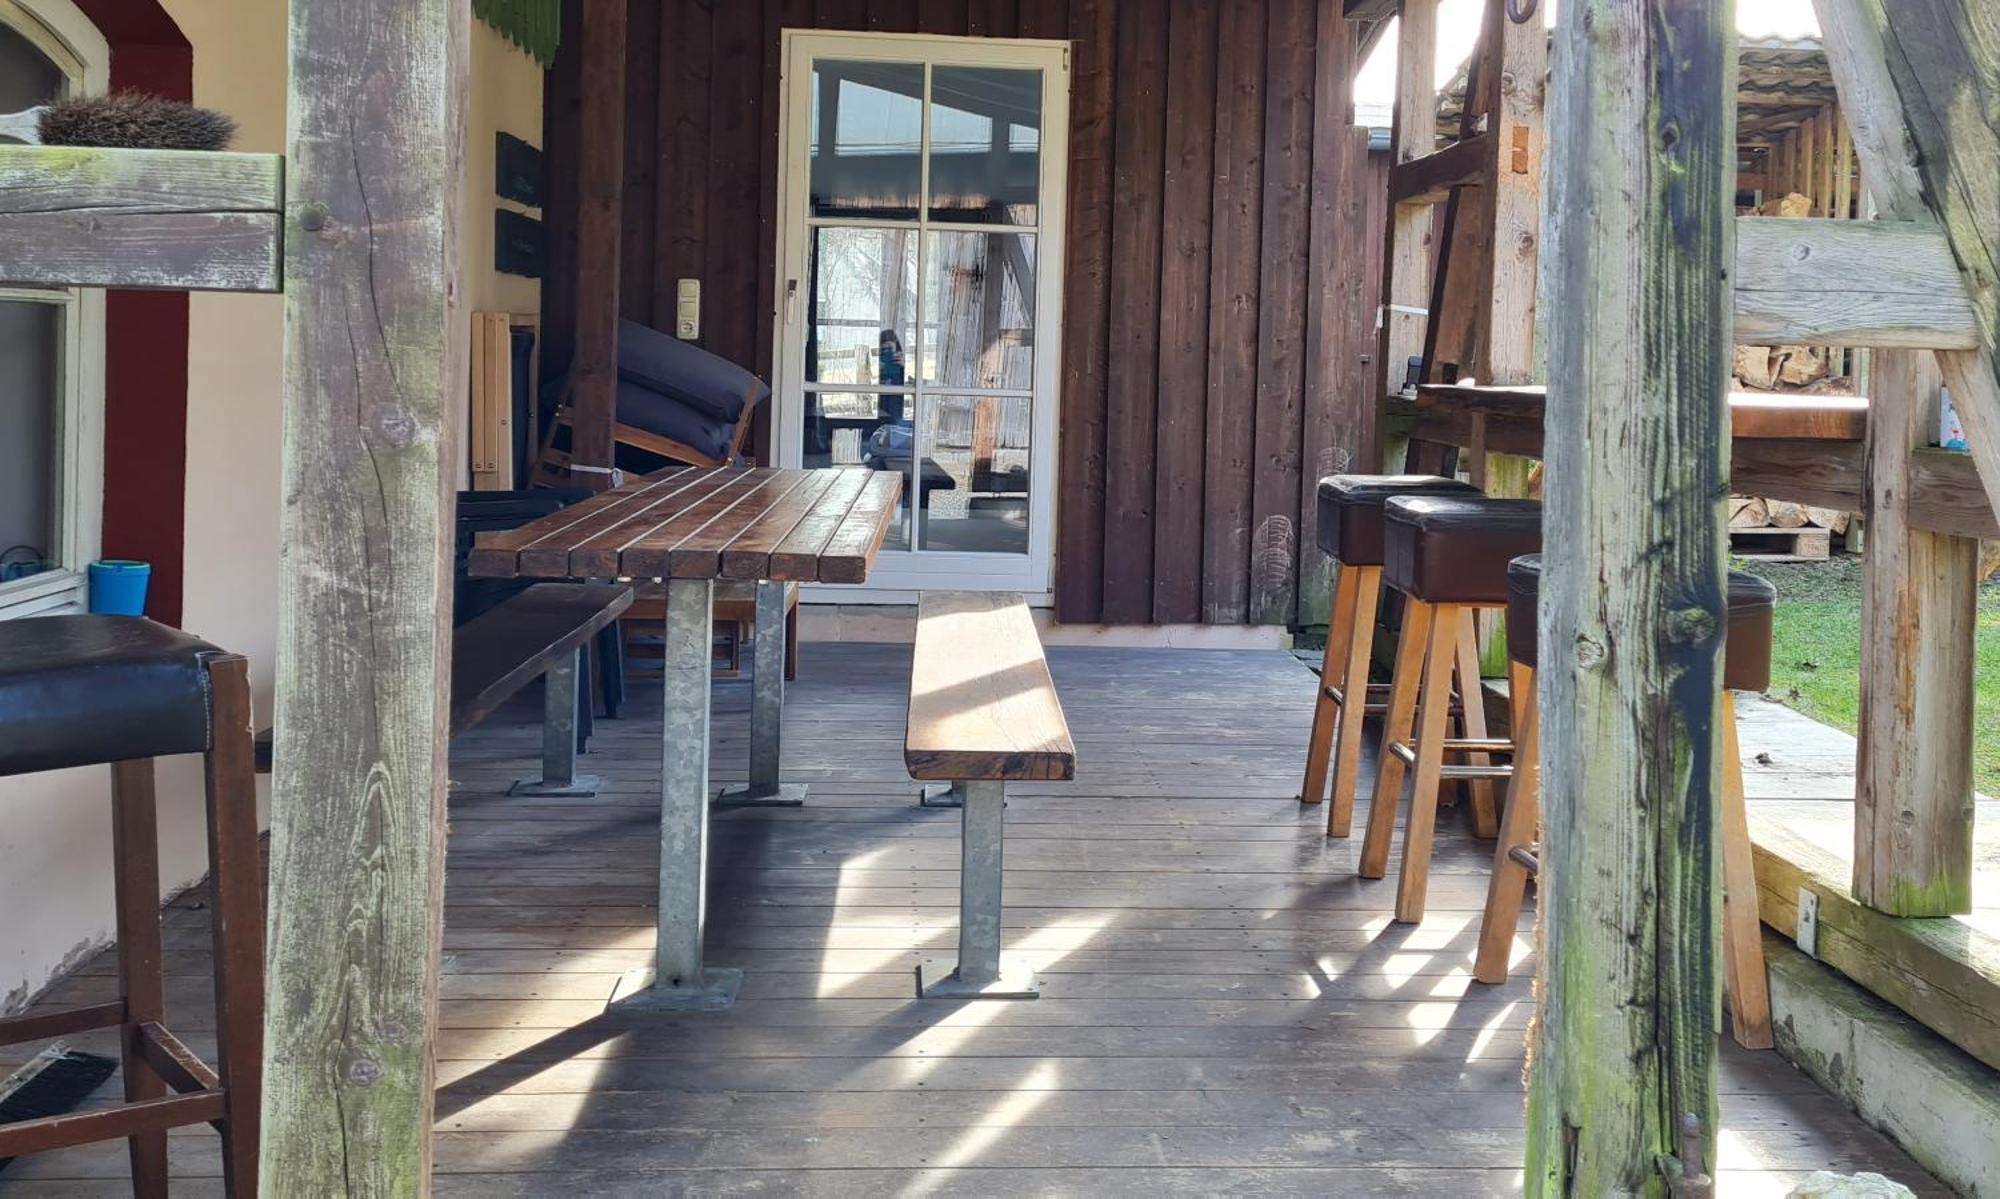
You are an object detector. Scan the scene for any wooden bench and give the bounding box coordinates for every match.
[905,592,1075,1000]
[257,583,632,796]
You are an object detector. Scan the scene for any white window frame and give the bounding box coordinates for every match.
[0,0,109,620]
[772,30,1070,602]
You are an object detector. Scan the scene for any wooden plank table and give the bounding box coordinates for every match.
[468,465,902,1009]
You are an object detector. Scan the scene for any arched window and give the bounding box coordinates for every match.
[0,0,108,617]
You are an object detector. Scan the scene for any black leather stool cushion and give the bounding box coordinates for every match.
[1316,475,1481,566]
[1382,497,1542,604]
[1504,554,1778,691]
[0,616,224,777]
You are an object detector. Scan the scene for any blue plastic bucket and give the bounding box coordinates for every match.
[88,560,151,616]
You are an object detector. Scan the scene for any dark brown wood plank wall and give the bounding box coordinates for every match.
[565,0,1383,626]
[1151,0,1221,625]
[1100,1,1169,624]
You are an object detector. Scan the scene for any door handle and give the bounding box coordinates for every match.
[785,279,800,327]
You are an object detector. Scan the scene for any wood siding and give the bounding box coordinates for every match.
[550,0,1386,626]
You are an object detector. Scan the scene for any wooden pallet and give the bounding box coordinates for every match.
[1729,524,1832,561]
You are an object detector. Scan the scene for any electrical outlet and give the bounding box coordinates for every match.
[676,278,701,340]
[1797,888,1819,958]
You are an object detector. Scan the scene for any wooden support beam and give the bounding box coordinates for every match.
[1815,0,2000,572]
[1732,217,1981,349]
[0,146,282,292]
[1855,351,1978,915]
[1730,439,2000,540]
[1528,1,1733,1191]
[1371,0,1437,423]
[1386,132,1490,205]
[262,0,466,1189]
[567,0,628,488]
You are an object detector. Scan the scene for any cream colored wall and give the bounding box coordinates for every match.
[459,19,547,486]
[1,2,545,1013]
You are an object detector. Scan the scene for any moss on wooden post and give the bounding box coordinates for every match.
[1526,1,1736,1193]
[262,0,467,1190]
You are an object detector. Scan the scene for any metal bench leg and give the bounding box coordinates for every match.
[597,620,626,719]
[511,646,601,796]
[917,780,1040,1000]
[717,581,807,808]
[613,575,742,1011]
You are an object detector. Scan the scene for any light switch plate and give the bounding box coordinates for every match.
[1797,888,1819,958]
[676,278,701,340]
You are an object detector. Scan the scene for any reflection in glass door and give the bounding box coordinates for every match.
[777,34,1068,594]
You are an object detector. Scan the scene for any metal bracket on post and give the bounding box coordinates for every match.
[716,581,807,808]
[917,780,1041,1000]
[612,575,743,1011]
[918,781,964,808]
[510,646,601,796]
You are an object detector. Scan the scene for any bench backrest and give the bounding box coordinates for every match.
[905,592,1075,783]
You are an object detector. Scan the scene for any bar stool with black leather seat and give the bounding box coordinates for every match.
[0,616,262,1196]
[1473,554,1775,1049]
[1299,474,1481,837]
[1358,495,1542,924]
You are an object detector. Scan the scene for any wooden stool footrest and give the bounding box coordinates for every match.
[0,1091,225,1159]
[0,1000,126,1044]
[1508,845,1540,873]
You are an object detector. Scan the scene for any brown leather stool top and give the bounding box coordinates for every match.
[0,616,225,777]
[1317,474,1481,566]
[1381,496,1542,604]
[1504,554,1776,691]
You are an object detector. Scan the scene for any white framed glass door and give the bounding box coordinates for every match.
[773,31,1069,597]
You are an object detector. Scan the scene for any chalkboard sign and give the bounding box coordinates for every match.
[494,209,543,278]
[495,132,543,208]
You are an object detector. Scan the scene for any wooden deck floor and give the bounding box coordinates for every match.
[0,642,1944,1195]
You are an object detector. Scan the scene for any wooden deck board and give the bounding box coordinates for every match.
[0,645,1942,1194]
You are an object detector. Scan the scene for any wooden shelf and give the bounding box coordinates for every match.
[0,145,283,292]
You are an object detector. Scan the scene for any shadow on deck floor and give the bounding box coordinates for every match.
[0,642,1944,1195]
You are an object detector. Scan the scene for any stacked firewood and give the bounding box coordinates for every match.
[1728,496,1850,536]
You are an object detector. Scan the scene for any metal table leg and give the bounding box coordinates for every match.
[611,575,742,1011]
[509,646,600,797]
[918,781,964,808]
[917,780,1041,1000]
[716,581,807,808]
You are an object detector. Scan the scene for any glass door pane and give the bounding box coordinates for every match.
[806,226,918,386]
[919,394,1031,555]
[920,230,1036,389]
[927,67,1042,225]
[810,60,925,220]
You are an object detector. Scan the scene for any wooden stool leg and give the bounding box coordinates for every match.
[1395,605,1460,923]
[1299,565,1360,807]
[1359,598,1437,878]
[1475,673,1540,984]
[109,758,168,1199]
[1452,608,1500,837]
[1720,690,1774,1049]
[202,655,264,1195]
[1327,566,1383,837]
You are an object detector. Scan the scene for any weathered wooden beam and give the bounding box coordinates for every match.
[1814,0,2000,565]
[1731,438,1999,540]
[1528,0,1733,1191]
[567,0,628,488]
[1386,132,1490,205]
[1733,217,1980,349]
[262,0,466,1190]
[1855,351,1977,916]
[1751,818,2000,1074]
[1370,0,1436,426]
[0,145,282,292]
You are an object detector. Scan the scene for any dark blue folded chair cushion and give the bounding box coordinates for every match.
[618,319,768,423]
[616,380,737,462]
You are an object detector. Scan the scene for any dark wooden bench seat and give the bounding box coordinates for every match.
[257,583,632,794]
[905,592,1074,1000]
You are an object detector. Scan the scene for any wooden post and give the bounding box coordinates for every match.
[263,0,466,1190]
[1856,351,1977,914]
[1814,0,1990,915]
[1527,1,1735,1192]
[568,0,628,488]
[1371,0,1437,450]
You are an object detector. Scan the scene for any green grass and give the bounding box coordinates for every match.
[1754,554,2000,795]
